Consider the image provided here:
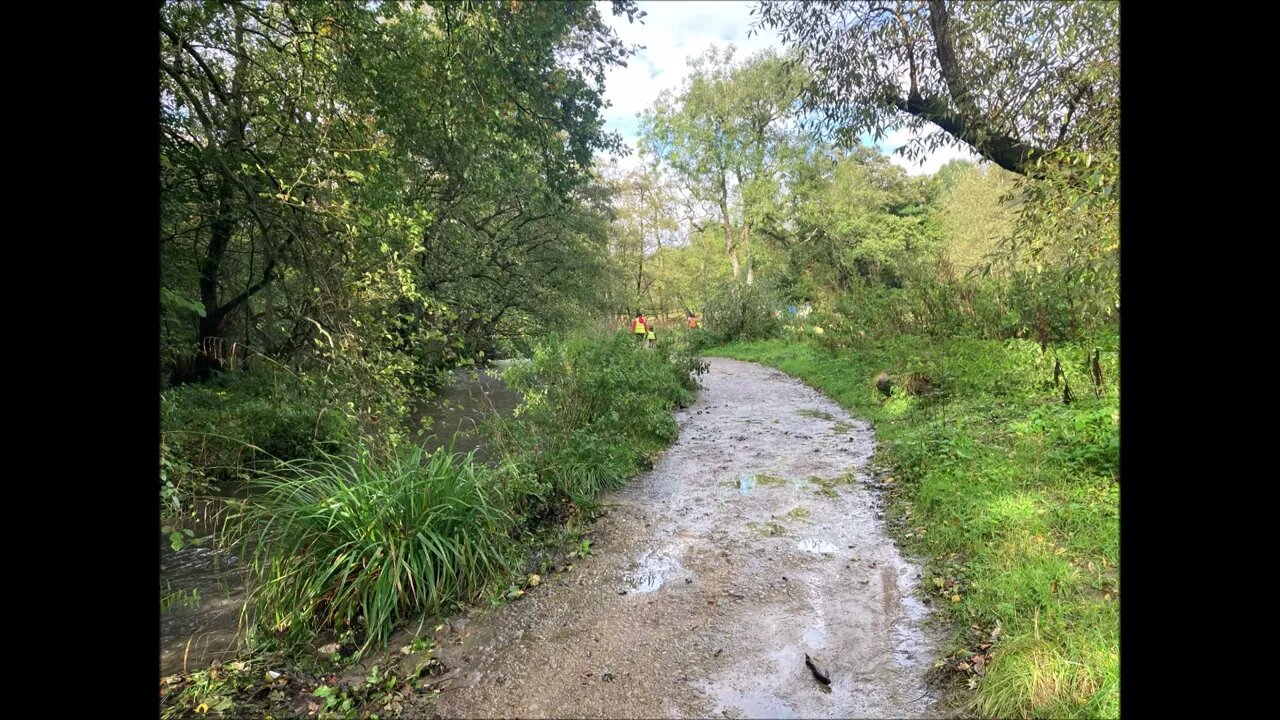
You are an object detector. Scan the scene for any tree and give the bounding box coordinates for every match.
[753,1,1118,176]
[161,0,642,390]
[783,145,938,292]
[600,158,681,314]
[640,46,806,284]
[755,0,1118,341]
[936,162,1019,277]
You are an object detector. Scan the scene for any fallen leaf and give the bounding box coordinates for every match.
[968,677,979,690]
[528,574,541,587]
[957,661,970,671]
[951,594,961,603]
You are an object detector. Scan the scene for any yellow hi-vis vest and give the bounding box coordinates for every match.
[634,320,646,334]
[647,329,655,340]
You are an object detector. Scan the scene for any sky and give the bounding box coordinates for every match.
[596,1,981,175]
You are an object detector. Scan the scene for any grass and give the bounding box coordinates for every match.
[782,505,811,521]
[706,336,1118,719]
[223,445,516,653]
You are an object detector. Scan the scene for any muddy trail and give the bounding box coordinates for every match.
[427,358,946,719]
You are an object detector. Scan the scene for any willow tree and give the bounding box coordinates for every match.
[639,46,806,285]
[753,0,1118,175]
[755,0,1119,340]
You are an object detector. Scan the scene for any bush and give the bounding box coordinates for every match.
[701,281,783,344]
[497,331,697,517]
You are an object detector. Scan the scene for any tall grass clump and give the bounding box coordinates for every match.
[224,445,514,652]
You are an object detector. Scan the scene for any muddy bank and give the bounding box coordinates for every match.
[430,357,946,719]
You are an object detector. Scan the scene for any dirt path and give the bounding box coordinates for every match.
[430,357,945,719]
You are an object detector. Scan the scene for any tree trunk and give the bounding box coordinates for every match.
[718,172,739,280]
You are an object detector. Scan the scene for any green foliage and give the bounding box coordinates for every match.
[160,656,421,719]
[751,1,1119,347]
[161,367,355,515]
[937,163,1021,277]
[755,1,1118,175]
[224,445,515,652]
[161,0,640,393]
[1004,147,1120,342]
[640,45,807,283]
[700,281,783,345]
[497,331,697,517]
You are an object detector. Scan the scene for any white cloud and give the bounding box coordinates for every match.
[598,1,782,153]
[878,127,985,176]
[596,1,982,177]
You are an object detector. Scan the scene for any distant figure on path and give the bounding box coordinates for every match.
[631,311,648,343]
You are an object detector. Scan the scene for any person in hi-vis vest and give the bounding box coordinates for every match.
[631,311,647,342]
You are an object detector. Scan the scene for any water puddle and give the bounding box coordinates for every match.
[711,688,799,719]
[735,473,791,494]
[891,594,934,669]
[622,548,683,593]
[802,623,827,649]
[796,539,839,555]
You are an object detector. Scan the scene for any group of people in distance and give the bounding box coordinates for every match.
[628,310,698,349]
